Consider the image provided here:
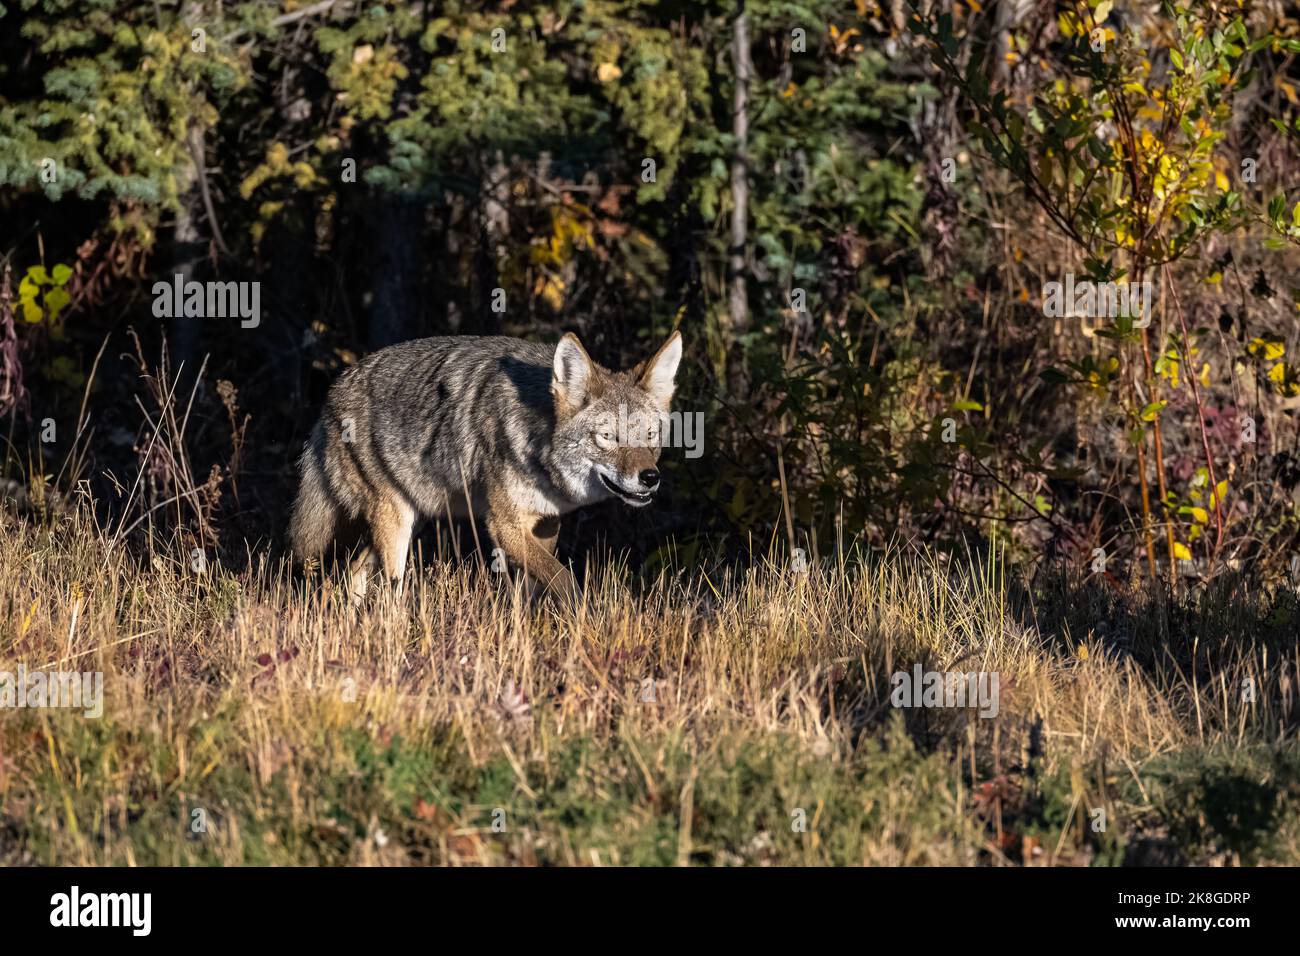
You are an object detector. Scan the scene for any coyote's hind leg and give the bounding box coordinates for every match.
[369,496,417,596]
[348,546,378,604]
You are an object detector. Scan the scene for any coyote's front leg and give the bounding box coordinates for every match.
[485,504,578,602]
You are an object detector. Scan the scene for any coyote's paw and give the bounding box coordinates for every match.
[542,568,582,611]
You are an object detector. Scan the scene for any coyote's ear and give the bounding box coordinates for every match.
[552,333,593,409]
[638,330,682,409]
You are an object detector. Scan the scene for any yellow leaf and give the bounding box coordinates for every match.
[536,274,565,311]
[1172,542,1192,561]
[1249,336,1285,361]
[45,287,70,321]
[1160,359,1180,389]
[1209,480,1228,509]
[597,62,622,83]
[1076,643,1089,660]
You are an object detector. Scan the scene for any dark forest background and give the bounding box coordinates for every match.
[5,0,1300,589]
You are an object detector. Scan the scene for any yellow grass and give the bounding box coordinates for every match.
[1,506,1297,865]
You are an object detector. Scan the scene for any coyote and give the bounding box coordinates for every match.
[290,331,682,599]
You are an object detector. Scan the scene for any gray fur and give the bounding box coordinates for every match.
[290,332,682,599]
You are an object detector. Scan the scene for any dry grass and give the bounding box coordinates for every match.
[1,505,1298,866]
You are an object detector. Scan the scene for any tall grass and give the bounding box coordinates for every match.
[1,507,1297,865]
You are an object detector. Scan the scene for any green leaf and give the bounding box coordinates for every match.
[1140,401,1166,421]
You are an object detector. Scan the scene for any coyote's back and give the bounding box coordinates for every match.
[290,336,556,557]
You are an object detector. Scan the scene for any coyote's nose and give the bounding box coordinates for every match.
[639,468,660,489]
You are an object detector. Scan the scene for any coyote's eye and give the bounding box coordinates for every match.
[593,429,617,449]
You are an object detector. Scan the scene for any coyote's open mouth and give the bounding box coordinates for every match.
[600,473,654,506]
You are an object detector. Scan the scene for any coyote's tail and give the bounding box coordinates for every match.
[288,423,338,560]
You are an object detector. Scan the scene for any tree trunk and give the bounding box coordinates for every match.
[474,151,510,334]
[727,2,752,398]
[368,192,425,348]
[993,0,1034,87]
[667,173,703,331]
[265,201,310,405]
[169,138,205,388]
[169,1,206,388]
